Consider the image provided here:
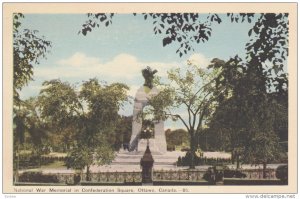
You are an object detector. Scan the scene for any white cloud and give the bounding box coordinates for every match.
[36,52,179,80]
[187,53,210,68]
[58,52,100,67]
[36,52,210,82]
[32,52,209,101]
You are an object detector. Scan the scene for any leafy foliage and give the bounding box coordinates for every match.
[246,13,288,92]
[111,116,132,150]
[37,78,129,177]
[19,172,59,183]
[13,97,50,173]
[81,13,224,57]
[14,97,48,148]
[13,13,51,104]
[243,131,282,165]
[165,128,189,150]
[79,13,114,36]
[208,54,288,168]
[80,13,259,57]
[177,152,232,167]
[146,61,223,168]
[38,79,81,128]
[65,143,114,170]
[227,13,255,23]
[207,13,289,166]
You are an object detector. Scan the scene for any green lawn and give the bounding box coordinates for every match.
[40,161,67,169]
[41,152,67,157]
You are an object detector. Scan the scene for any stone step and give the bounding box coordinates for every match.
[114,155,180,160]
[112,159,177,163]
[112,151,184,166]
[110,161,176,166]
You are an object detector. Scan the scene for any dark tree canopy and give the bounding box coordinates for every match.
[208,55,288,169]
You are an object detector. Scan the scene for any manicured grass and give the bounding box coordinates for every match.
[41,152,67,157]
[19,150,32,155]
[40,161,67,169]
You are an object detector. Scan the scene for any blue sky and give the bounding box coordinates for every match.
[19,14,258,130]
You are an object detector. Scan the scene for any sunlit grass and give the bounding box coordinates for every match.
[40,161,67,169]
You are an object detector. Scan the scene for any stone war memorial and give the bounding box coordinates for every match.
[111,66,183,169]
[129,66,167,154]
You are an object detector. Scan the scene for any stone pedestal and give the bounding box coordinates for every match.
[129,86,167,154]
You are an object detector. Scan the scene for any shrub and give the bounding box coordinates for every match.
[19,172,59,183]
[275,165,288,181]
[202,167,246,183]
[176,152,232,166]
[73,173,81,185]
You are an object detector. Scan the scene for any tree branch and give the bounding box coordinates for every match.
[194,91,212,115]
[191,78,215,100]
[196,106,207,133]
[165,113,190,132]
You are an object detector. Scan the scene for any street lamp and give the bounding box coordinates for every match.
[140,128,154,184]
[143,127,153,146]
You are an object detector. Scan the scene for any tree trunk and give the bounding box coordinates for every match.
[86,165,91,181]
[263,162,267,179]
[231,151,235,164]
[236,154,240,169]
[15,145,20,183]
[189,132,196,169]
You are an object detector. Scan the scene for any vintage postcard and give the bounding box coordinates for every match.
[2,2,297,195]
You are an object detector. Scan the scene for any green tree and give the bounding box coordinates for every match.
[37,79,80,153]
[165,129,189,150]
[207,57,247,168]
[145,61,222,169]
[37,78,129,180]
[111,115,132,150]
[244,131,282,178]
[206,13,288,169]
[13,97,48,181]
[13,13,52,179]
[13,13,51,104]
[208,44,287,169]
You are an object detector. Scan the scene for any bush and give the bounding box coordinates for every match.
[18,154,67,169]
[19,172,59,183]
[202,166,247,183]
[73,173,81,185]
[224,169,247,178]
[275,164,288,181]
[167,145,175,151]
[176,152,232,166]
[18,154,40,169]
